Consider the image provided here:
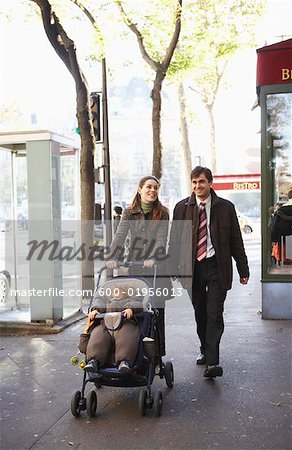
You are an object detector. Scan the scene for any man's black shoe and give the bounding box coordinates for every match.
[203,365,223,378]
[196,353,206,365]
[84,359,99,373]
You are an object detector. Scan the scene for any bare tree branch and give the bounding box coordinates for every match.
[162,0,182,71]
[114,0,183,178]
[32,0,88,89]
[70,0,105,54]
[114,0,159,72]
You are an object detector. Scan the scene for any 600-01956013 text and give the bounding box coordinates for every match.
[96,286,183,298]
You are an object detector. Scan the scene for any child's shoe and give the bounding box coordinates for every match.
[118,360,131,374]
[84,359,99,373]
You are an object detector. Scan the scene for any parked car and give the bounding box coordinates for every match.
[0,270,11,304]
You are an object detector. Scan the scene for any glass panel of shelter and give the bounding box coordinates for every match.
[267,93,292,274]
[0,143,82,321]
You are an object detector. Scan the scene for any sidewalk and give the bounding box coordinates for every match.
[0,240,291,450]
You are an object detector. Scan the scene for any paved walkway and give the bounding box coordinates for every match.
[0,240,291,450]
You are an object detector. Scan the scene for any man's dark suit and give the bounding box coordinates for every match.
[169,188,249,366]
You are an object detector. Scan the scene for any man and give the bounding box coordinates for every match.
[169,166,249,379]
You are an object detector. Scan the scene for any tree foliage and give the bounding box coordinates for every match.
[183,0,267,105]
[174,0,267,173]
[113,0,183,179]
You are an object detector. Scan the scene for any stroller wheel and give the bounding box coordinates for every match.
[164,361,174,388]
[138,389,147,416]
[86,390,97,417]
[153,390,163,417]
[71,391,81,417]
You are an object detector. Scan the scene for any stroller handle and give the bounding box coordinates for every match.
[94,311,145,320]
[97,260,157,274]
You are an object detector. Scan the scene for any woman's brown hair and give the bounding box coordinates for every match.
[130,176,164,221]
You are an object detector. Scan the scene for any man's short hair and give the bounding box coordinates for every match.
[190,166,213,182]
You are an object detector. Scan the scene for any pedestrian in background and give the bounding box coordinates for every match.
[169,166,249,378]
[282,189,292,206]
[113,205,123,233]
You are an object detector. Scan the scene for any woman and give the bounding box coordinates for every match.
[107,176,169,266]
[106,175,171,356]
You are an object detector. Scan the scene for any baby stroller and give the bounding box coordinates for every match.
[70,261,174,418]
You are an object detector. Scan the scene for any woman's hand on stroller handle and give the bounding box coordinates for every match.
[106,260,117,269]
[105,260,156,269]
[143,259,155,268]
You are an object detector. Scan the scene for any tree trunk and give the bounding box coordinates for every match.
[178,82,192,194]
[77,85,95,295]
[206,104,217,174]
[151,69,165,179]
[31,0,95,295]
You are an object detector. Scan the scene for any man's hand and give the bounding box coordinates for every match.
[123,308,133,319]
[240,277,249,285]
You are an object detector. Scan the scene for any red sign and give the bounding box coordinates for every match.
[212,181,261,191]
[256,38,292,87]
[212,174,261,191]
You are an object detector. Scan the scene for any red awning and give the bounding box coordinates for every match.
[256,38,292,87]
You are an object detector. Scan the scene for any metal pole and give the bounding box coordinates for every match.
[102,57,112,248]
[11,151,19,308]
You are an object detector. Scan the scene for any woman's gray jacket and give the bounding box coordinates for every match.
[108,204,169,263]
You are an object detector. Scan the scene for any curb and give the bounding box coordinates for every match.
[0,311,86,336]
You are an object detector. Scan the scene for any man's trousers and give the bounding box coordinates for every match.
[191,255,227,365]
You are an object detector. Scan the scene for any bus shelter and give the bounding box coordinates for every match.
[256,38,292,319]
[0,131,81,323]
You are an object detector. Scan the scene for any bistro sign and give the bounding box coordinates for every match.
[212,174,261,191]
[256,38,292,87]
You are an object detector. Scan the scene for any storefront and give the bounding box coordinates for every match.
[257,38,292,318]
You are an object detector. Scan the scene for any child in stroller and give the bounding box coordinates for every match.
[84,282,146,374]
[71,264,174,418]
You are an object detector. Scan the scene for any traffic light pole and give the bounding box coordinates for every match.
[102,57,112,248]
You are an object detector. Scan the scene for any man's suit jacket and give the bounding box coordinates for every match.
[169,189,249,292]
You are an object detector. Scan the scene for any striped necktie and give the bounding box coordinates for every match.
[196,202,207,261]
